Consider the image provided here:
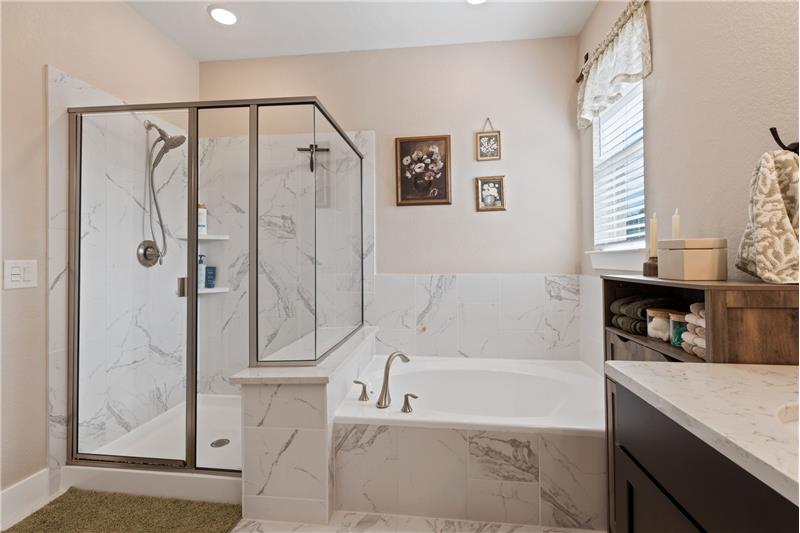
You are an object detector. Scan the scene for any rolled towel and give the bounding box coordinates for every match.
[685,313,706,328]
[689,302,705,316]
[682,331,698,345]
[695,326,706,337]
[610,296,641,316]
[681,341,695,354]
[692,346,707,359]
[695,336,706,349]
[686,323,697,334]
[699,309,706,319]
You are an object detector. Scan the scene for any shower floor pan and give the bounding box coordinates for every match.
[93,394,241,471]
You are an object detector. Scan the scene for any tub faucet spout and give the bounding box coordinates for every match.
[377,351,410,409]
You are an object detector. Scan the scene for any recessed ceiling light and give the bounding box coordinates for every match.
[208,5,237,25]
[466,0,487,4]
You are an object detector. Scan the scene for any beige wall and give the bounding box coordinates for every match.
[578,1,799,276]
[200,39,582,274]
[1,2,198,489]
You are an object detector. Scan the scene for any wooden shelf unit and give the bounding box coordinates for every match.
[602,274,798,365]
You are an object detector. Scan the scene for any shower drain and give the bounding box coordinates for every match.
[210,438,230,448]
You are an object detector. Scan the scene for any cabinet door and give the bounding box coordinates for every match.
[614,445,700,533]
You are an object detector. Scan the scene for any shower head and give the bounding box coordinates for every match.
[145,120,186,167]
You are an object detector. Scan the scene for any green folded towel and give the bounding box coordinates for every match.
[610,295,640,315]
[619,297,684,320]
[612,314,648,336]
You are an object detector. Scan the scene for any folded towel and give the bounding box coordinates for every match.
[682,331,697,345]
[695,326,705,337]
[689,302,705,316]
[685,313,706,328]
[686,323,697,334]
[619,297,684,320]
[692,346,707,359]
[735,150,799,284]
[695,336,706,349]
[682,341,695,354]
[612,314,647,336]
[610,296,641,316]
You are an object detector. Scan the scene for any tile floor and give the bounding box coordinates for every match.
[232,511,601,533]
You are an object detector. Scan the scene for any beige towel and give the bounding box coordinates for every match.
[692,346,706,360]
[696,326,705,337]
[682,341,694,355]
[695,336,706,349]
[689,303,705,316]
[686,313,706,328]
[687,323,697,334]
[736,150,799,284]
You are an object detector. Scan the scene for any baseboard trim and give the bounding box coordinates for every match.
[1,468,51,529]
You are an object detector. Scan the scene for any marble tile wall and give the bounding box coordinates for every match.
[366,274,581,360]
[333,424,606,530]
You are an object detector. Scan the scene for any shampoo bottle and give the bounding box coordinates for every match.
[198,203,208,235]
[198,254,206,290]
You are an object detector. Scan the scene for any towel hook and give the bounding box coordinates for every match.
[769,127,798,154]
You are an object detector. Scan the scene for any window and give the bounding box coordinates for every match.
[592,81,644,249]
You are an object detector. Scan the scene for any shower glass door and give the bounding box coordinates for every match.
[74,109,189,465]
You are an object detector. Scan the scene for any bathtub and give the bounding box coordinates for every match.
[332,356,607,529]
[335,355,605,435]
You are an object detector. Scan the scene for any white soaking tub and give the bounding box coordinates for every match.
[335,355,604,435]
[333,356,607,530]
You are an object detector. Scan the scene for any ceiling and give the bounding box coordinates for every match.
[130,1,598,62]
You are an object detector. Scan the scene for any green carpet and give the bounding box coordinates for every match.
[5,487,241,533]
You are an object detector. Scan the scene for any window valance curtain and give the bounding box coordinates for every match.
[577,0,652,129]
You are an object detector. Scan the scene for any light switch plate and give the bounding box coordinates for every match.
[4,259,37,289]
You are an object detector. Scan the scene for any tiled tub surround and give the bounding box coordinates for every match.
[333,426,606,530]
[232,327,377,523]
[332,357,606,530]
[367,274,581,360]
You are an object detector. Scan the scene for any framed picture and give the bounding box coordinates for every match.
[476,176,506,212]
[395,135,451,205]
[475,130,501,161]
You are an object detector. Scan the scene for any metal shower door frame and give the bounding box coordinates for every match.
[65,97,364,474]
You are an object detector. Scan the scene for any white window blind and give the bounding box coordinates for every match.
[593,80,645,249]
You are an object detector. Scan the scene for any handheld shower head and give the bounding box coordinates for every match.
[145,120,186,167]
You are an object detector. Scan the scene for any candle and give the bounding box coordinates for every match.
[672,208,681,239]
[650,213,657,258]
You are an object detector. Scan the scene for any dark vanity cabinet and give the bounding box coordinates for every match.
[607,382,798,533]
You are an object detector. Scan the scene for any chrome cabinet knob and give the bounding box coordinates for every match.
[353,380,370,402]
[401,393,418,413]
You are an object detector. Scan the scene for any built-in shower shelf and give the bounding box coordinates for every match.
[176,234,230,241]
[198,287,230,294]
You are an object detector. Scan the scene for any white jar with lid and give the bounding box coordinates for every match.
[198,202,208,235]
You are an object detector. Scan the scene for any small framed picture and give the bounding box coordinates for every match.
[476,176,506,212]
[395,135,451,206]
[475,130,501,161]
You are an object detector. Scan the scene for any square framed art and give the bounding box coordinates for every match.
[395,135,451,205]
[475,176,506,211]
[475,130,501,161]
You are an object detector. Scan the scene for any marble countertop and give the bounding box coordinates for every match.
[605,361,798,505]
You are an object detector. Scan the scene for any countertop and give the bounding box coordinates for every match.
[605,361,798,505]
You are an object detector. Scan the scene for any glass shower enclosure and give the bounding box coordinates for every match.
[67,98,363,472]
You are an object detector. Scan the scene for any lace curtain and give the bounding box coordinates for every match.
[577,1,652,129]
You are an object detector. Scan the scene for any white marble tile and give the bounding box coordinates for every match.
[375,329,416,356]
[366,275,415,331]
[243,427,328,500]
[243,495,329,525]
[334,424,399,513]
[539,434,606,531]
[415,275,458,357]
[544,275,580,312]
[466,478,540,525]
[458,304,500,358]
[499,275,546,331]
[457,274,501,304]
[468,431,539,483]
[242,384,326,429]
[397,427,468,518]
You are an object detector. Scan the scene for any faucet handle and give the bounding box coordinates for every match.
[401,393,418,413]
[353,380,370,402]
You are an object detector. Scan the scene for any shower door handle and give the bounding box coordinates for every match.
[176,277,188,298]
